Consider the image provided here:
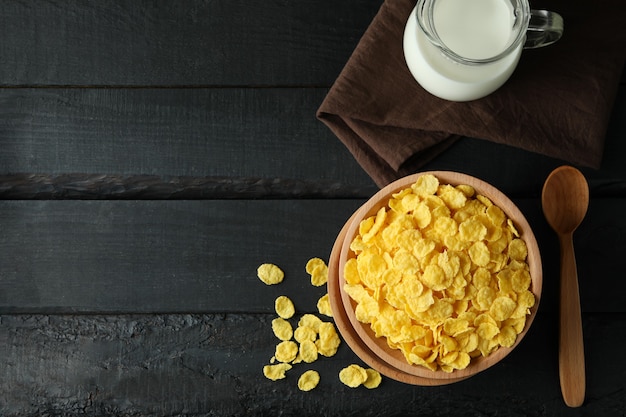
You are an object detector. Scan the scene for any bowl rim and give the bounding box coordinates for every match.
[336,171,543,380]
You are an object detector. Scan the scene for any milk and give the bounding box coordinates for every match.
[403,1,523,101]
[434,0,515,60]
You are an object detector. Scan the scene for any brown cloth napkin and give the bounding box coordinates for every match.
[317,0,626,187]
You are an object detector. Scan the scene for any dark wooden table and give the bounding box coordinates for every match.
[1,1,625,416]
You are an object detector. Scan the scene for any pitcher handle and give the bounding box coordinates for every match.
[524,10,564,49]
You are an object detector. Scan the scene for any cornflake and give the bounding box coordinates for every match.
[363,368,383,389]
[339,364,368,388]
[261,258,383,389]
[299,340,319,363]
[316,322,341,357]
[306,257,329,286]
[271,317,293,341]
[344,174,535,372]
[299,314,323,333]
[294,325,317,343]
[317,293,333,317]
[339,364,382,389]
[298,370,320,391]
[263,363,292,381]
[257,263,284,285]
[275,295,295,319]
[275,341,298,363]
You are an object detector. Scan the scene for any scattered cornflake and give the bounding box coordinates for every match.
[299,340,319,363]
[275,341,299,363]
[316,293,333,317]
[298,370,320,391]
[257,263,284,285]
[298,314,323,333]
[294,325,317,343]
[261,258,382,390]
[271,317,293,341]
[263,363,292,381]
[339,364,368,388]
[306,257,329,287]
[363,368,383,389]
[316,322,341,357]
[275,295,295,319]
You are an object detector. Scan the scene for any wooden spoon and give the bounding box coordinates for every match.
[541,166,588,407]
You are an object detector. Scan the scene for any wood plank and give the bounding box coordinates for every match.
[0,199,363,314]
[1,86,626,198]
[0,198,623,314]
[1,312,624,416]
[0,174,376,200]
[0,0,380,87]
[0,0,623,88]
[0,88,376,191]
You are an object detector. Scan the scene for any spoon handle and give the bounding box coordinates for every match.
[558,233,586,407]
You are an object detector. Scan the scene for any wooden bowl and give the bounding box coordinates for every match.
[329,171,542,385]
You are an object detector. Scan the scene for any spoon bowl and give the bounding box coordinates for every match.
[541,165,589,407]
[542,166,589,234]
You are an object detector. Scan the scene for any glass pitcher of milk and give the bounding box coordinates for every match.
[403,0,564,101]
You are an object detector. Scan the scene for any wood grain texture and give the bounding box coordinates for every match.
[542,166,589,406]
[0,197,624,314]
[1,0,623,88]
[0,88,375,188]
[2,172,626,200]
[0,0,624,414]
[0,0,380,87]
[0,199,363,314]
[0,86,625,197]
[0,174,377,200]
[1,313,624,417]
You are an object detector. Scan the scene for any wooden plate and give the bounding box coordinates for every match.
[330,172,542,383]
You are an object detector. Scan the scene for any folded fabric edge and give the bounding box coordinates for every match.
[317,112,396,187]
[317,111,462,187]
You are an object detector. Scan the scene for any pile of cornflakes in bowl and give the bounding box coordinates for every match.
[331,172,542,385]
